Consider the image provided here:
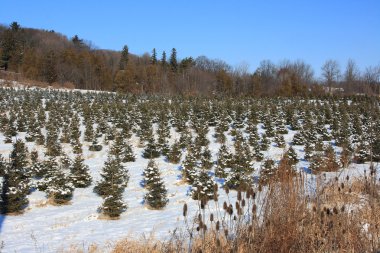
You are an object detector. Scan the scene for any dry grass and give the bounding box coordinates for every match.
[108,168,380,253]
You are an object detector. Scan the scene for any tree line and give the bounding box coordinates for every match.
[1,22,379,96]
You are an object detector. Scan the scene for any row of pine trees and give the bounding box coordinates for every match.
[1,88,380,218]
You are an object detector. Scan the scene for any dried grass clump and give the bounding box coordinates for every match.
[72,167,380,253]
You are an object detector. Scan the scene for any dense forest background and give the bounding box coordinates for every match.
[0,22,379,96]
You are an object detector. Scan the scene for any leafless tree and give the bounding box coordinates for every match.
[344,59,360,94]
[363,65,380,95]
[321,59,340,93]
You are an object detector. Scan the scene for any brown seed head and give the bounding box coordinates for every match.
[183,203,188,217]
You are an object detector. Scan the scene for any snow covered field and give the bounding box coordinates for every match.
[0,130,374,253]
[0,85,378,252]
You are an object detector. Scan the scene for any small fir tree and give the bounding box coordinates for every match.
[143,160,168,209]
[70,155,92,188]
[1,140,30,214]
[94,155,129,197]
[99,187,127,218]
[191,170,215,201]
[142,136,160,159]
[167,140,182,164]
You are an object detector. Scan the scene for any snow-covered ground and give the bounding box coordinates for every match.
[0,127,375,253]
[0,83,377,252]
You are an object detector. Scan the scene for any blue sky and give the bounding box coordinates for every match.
[1,0,379,76]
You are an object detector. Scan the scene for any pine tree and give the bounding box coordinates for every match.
[292,132,305,145]
[60,154,72,170]
[89,136,102,151]
[259,159,277,185]
[355,142,369,164]
[169,48,178,72]
[120,139,136,162]
[167,140,182,163]
[84,121,94,142]
[70,155,92,188]
[0,154,5,177]
[182,151,198,183]
[119,45,129,70]
[286,146,298,164]
[97,156,128,218]
[151,48,157,64]
[143,160,168,209]
[224,169,251,191]
[200,147,213,170]
[1,140,30,214]
[215,144,232,178]
[29,150,45,178]
[179,128,192,149]
[274,134,285,148]
[45,127,61,157]
[99,187,127,218]
[161,51,167,69]
[94,155,129,197]
[142,136,160,159]
[191,170,215,201]
[260,133,270,151]
[45,164,74,204]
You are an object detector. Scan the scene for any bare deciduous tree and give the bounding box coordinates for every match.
[344,59,360,94]
[321,59,340,93]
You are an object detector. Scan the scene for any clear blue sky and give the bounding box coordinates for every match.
[1,0,379,77]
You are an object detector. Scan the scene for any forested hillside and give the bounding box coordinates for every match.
[1,22,379,96]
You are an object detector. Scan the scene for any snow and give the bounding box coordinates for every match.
[1,127,374,253]
[0,84,378,252]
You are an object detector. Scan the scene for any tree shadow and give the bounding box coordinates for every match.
[0,214,5,234]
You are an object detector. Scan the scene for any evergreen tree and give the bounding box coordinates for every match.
[286,146,298,164]
[45,165,74,204]
[200,146,213,170]
[70,155,92,188]
[179,128,192,149]
[259,159,277,185]
[355,142,369,164]
[169,48,178,72]
[99,188,127,218]
[1,140,30,214]
[45,127,61,157]
[292,132,305,145]
[119,45,129,70]
[29,150,45,178]
[182,151,198,183]
[142,136,160,159]
[274,134,285,148]
[215,144,232,178]
[191,170,215,201]
[167,140,182,164]
[143,160,169,209]
[224,169,252,191]
[94,155,129,197]
[89,136,103,151]
[151,48,157,64]
[260,133,270,151]
[143,160,159,188]
[161,51,167,69]
[84,121,94,142]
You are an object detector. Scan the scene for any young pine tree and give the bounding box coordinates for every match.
[94,155,129,197]
[70,155,92,188]
[143,160,168,209]
[182,150,198,184]
[191,170,215,201]
[1,140,30,214]
[167,140,182,164]
[142,136,160,159]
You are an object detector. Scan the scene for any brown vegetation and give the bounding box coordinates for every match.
[1,22,380,96]
[67,169,380,253]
